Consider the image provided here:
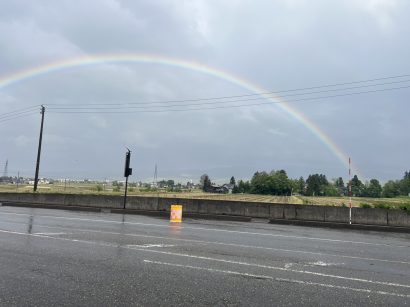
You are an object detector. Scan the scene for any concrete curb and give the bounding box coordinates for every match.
[1,202,101,212]
[269,218,410,233]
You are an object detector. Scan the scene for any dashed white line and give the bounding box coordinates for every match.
[126,244,175,248]
[33,232,68,236]
[306,261,344,267]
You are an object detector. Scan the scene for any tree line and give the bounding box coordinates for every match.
[201,170,410,198]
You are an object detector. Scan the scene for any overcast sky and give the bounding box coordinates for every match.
[1,0,409,183]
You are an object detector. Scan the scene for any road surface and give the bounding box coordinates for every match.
[0,206,409,306]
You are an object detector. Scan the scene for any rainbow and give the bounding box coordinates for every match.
[0,53,359,176]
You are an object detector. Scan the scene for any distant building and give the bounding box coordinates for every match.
[207,184,230,194]
[222,184,235,194]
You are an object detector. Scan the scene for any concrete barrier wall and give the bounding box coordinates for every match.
[296,205,325,222]
[324,207,350,223]
[0,192,409,228]
[387,210,410,227]
[352,208,388,226]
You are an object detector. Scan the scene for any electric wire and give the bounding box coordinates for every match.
[45,74,410,107]
[47,84,410,114]
[0,109,39,120]
[0,111,38,124]
[0,106,40,119]
[2,74,410,119]
[47,77,410,109]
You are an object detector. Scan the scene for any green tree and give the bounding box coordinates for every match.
[200,174,212,192]
[251,172,270,194]
[306,174,328,196]
[230,176,236,185]
[351,175,364,197]
[249,170,292,195]
[232,184,240,193]
[334,177,345,196]
[297,177,305,195]
[323,184,339,196]
[382,180,400,198]
[289,179,300,196]
[399,171,410,196]
[363,179,382,198]
[273,170,292,195]
[167,179,175,187]
[236,180,251,193]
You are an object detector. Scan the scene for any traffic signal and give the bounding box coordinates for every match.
[124,150,132,177]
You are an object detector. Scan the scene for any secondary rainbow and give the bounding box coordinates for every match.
[0,53,359,176]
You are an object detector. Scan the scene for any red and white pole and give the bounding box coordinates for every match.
[349,157,352,225]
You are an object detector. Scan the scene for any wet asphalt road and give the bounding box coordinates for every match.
[0,206,409,306]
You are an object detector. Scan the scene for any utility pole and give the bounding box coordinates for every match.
[123,148,132,209]
[34,105,45,192]
[349,157,352,225]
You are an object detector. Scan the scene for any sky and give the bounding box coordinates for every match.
[0,0,409,183]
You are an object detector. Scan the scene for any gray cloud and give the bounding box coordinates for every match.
[0,0,409,182]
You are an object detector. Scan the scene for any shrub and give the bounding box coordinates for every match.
[128,187,135,192]
[95,184,103,192]
[399,204,410,211]
[360,203,372,208]
[373,203,391,209]
[113,186,120,192]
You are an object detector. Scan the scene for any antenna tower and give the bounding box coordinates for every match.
[153,164,158,187]
[2,159,8,177]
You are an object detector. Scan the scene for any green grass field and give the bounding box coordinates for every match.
[1,183,409,210]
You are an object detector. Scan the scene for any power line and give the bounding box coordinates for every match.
[0,111,39,124]
[44,78,410,113]
[45,74,410,107]
[0,106,40,119]
[46,77,410,109]
[47,84,410,114]
[2,73,410,119]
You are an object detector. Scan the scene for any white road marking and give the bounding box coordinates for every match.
[143,260,410,298]
[30,225,410,265]
[33,232,68,236]
[1,210,408,248]
[126,246,410,289]
[307,261,344,267]
[0,228,409,290]
[126,244,175,248]
[0,218,409,265]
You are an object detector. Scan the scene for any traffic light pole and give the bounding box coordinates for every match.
[34,105,45,192]
[123,175,129,210]
[123,149,132,209]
